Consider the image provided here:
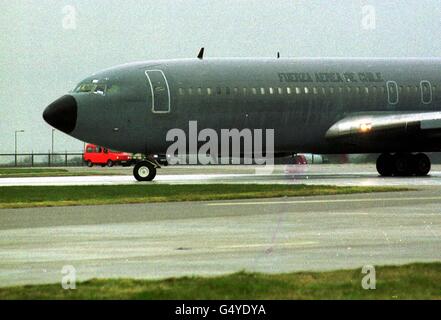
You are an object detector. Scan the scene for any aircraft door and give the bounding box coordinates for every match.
[145,70,170,113]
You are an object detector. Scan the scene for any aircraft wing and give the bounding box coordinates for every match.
[325,111,441,139]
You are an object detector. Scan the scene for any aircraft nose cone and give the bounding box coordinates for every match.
[43,95,77,134]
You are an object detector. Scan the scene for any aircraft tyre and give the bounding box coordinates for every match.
[414,153,431,176]
[107,160,114,167]
[377,153,431,176]
[133,161,157,181]
[86,160,93,167]
[392,153,413,176]
[376,153,393,176]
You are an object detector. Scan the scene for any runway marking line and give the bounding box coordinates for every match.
[327,212,369,216]
[216,241,317,250]
[206,196,441,206]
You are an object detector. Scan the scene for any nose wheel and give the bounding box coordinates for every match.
[376,153,431,177]
[133,161,157,181]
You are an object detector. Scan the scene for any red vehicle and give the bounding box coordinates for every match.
[293,154,308,165]
[83,144,132,167]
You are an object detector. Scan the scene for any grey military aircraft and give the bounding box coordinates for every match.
[43,49,441,181]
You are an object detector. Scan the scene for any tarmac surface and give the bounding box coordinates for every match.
[0,164,440,287]
[3,164,441,186]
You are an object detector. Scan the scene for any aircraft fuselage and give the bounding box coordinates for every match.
[44,57,441,160]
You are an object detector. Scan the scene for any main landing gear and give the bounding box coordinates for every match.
[376,153,431,177]
[133,160,158,181]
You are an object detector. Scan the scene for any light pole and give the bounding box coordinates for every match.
[14,130,25,167]
[51,129,55,154]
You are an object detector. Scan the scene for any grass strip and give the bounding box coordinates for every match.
[0,184,407,209]
[0,168,126,178]
[0,263,439,299]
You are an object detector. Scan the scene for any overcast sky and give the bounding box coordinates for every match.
[1,0,441,153]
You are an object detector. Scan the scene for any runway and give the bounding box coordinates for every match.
[3,164,441,186]
[1,188,440,287]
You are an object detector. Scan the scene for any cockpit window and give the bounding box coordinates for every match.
[74,83,95,93]
[74,82,107,95]
[106,84,120,94]
[93,84,107,95]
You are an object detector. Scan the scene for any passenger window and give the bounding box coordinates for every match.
[365,87,369,94]
[197,87,202,95]
[269,87,274,94]
[286,87,292,94]
[207,88,212,95]
[233,87,239,94]
[296,87,301,94]
[252,88,257,95]
[304,87,309,94]
[179,88,184,95]
[329,87,334,94]
[216,87,222,95]
[420,81,432,104]
[188,87,193,95]
[386,81,399,104]
[313,87,318,94]
[225,87,230,95]
[243,88,248,95]
[278,87,283,94]
[260,88,265,95]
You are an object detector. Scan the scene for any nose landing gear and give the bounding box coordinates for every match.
[376,153,431,177]
[133,160,158,181]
